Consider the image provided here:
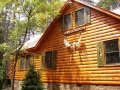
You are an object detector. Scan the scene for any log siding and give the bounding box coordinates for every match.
[10,0,120,85]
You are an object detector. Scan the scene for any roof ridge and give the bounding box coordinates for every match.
[75,0,120,19]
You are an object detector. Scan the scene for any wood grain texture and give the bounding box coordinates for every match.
[10,2,120,85]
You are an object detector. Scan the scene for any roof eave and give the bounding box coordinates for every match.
[75,0,120,20]
[28,0,120,52]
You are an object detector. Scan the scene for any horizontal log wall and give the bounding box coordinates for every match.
[13,2,120,85]
[38,2,120,85]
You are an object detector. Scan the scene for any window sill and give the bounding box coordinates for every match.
[17,69,29,71]
[105,63,120,67]
[63,27,73,31]
[75,23,91,28]
[63,23,91,32]
[39,68,56,71]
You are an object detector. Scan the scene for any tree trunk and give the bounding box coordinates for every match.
[10,6,31,90]
[11,60,17,90]
[11,51,19,90]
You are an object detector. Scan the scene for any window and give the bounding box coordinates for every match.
[19,57,25,70]
[45,51,52,68]
[97,39,120,66]
[59,7,90,32]
[75,7,90,26]
[104,39,119,65]
[19,55,33,70]
[41,50,57,69]
[64,13,72,30]
[75,8,84,26]
[26,55,31,69]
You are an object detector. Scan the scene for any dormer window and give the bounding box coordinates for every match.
[59,7,90,32]
[63,13,72,30]
[75,7,90,26]
[75,8,84,26]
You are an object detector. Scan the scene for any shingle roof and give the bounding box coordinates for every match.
[22,34,43,50]
[112,7,120,15]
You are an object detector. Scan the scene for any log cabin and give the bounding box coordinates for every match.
[8,0,120,90]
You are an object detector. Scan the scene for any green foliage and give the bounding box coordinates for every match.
[21,64,43,90]
[0,0,64,90]
[0,0,64,51]
[0,57,8,89]
[98,0,119,10]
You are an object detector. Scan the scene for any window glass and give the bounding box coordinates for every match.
[75,8,84,26]
[26,55,31,69]
[64,13,72,30]
[19,57,24,70]
[105,40,118,52]
[45,51,52,68]
[106,53,119,64]
[104,39,120,65]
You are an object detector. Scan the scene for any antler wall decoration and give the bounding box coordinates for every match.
[64,32,82,51]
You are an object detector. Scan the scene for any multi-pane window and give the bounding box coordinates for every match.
[104,39,120,65]
[75,8,84,26]
[97,39,120,66]
[41,50,57,69]
[19,55,33,70]
[59,7,90,31]
[64,13,72,30]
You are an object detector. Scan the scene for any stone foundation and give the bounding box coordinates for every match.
[14,80,22,90]
[14,80,120,90]
[43,83,120,90]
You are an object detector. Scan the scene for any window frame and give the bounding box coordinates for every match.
[104,39,120,65]
[25,55,31,70]
[19,56,25,70]
[45,51,53,69]
[59,7,91,32]
[75,7,91,27]
[97,39,120,67]
[18,55,33,70]
[75,7,85,27]
[41,50,57,70]
[63,13,72,30]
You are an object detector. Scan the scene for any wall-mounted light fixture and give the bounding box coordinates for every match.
[68,0,73,6]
